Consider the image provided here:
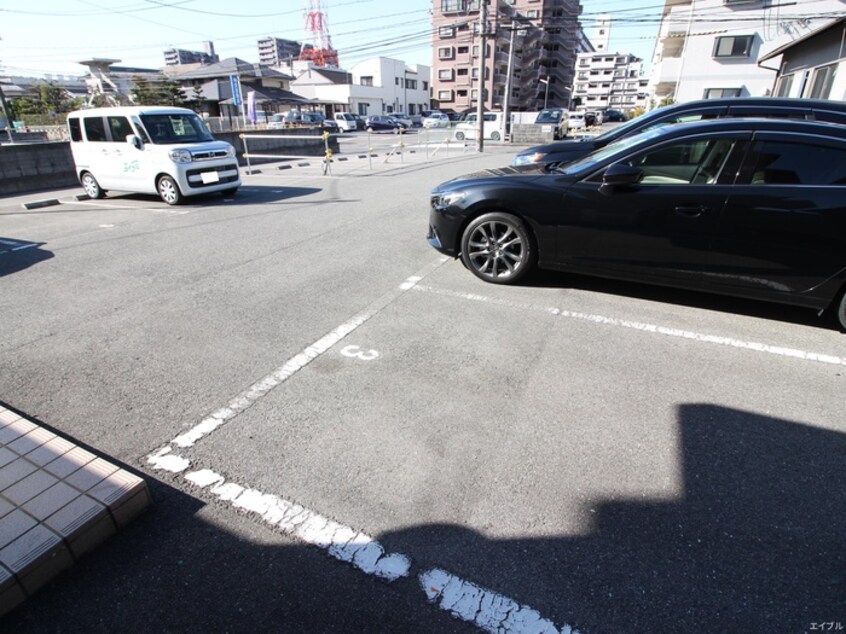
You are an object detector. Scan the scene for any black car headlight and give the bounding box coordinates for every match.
[512,152,547,166]
[433,191,467,209]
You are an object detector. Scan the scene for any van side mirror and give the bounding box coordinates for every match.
[599,163,642,195]
[127,134,143,150]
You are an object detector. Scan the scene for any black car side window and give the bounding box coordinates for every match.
[622,138,736,185]
[743,140,846,185]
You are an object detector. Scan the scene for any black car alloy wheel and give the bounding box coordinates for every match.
[460,212,535,284]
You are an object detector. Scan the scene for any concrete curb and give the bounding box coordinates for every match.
[21,199,60,210]
[0,405,152,617]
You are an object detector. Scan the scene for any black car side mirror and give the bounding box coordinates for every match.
[599,163,642,195]
[127,134,143,150]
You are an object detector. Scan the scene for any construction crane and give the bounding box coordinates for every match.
[299,0,339,67]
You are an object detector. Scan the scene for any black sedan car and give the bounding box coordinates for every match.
[428,118,846,329]
[512,97,846,166]
[365,115,406,132]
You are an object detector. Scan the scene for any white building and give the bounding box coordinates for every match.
[760,16,846,100]
[572,52,649,113]
[290,57,430,117]
[648,0,846,105]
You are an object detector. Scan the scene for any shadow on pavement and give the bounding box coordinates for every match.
[526,268,836,330]
[5,405,842,632]
[0,239,53,277]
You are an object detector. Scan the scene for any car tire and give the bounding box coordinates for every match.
[491,131,501,141]
[835,290,846,332]
[81,172,104,199]
[157,175,183,205]
[455,131,465,141]
[460,212,536,285]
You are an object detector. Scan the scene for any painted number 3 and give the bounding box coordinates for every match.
[340,345,379,361]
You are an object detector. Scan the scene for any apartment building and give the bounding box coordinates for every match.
[163,42,219,66]
[572,51,649,113]
[431,0,585,112]
[648,0,846,104]
[257,37,311,67]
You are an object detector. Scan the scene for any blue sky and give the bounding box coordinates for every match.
[0,0,662,78]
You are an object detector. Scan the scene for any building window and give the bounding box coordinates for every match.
[438,68,454,81]
[775,73,794,97]
[406,78,417,89]
[526,9,540,18]
[458,46,469,55]
[457,68,469,76]
[437,89,454,102]
[423,81,428,91]
[713,35,753,58]
[360,76,373,86]
[703,88,742,99]
[439,26,455,38]
[438,46,455,60]
[808,63,836,99]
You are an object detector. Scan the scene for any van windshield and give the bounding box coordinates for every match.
[536,109,564,124]
[139,114,214,144]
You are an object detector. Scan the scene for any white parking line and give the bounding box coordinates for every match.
[413,285,846,367]
[143,257,589,633]
[145,447,577,633]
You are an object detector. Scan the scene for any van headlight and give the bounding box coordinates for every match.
[224,145,236,158]
[169,149,193,163]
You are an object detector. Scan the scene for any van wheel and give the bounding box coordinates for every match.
[81,172,104,199]
[455,131,465,141]
[157,175,183,205]
[491,131,501,141]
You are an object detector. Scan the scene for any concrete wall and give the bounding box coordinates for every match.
[510,124,555,145]
[0,142,78,195]
[0,130,339,196]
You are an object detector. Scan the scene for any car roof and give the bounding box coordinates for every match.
[633,116,846,141]
[68,106,196,117]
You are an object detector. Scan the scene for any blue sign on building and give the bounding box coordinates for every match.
[229,75,242,107]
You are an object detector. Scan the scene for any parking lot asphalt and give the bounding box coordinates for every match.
[1,142,844,633]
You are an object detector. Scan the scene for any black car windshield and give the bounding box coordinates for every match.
[536,109,564,124]
[553,126,669,176]
[139,114,214,144]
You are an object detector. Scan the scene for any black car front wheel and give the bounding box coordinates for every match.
[460,212,535,284]
[835,290,846,332]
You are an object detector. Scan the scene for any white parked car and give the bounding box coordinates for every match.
[67,106,239,205]
[568,111,586,130]
[422,113,450,128]
[453,112,506,142]
[334,112,357,132]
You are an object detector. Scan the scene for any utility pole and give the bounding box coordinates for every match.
[502,24,517,142]
[476,0,488,152]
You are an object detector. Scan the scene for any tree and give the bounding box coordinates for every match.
[130,75,186,106]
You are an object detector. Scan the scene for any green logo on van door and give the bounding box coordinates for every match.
[123,160,140,173]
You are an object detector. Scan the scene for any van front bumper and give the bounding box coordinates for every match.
[183,163,240,190]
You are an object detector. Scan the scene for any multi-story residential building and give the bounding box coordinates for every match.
[163,42,219,66]
[648,0,846,104]
[257,37,311,67]
[431,0,585,113]
[572,52,649,113]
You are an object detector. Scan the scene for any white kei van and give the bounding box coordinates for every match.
[66,106,240,205]
[453,112,506,142]
[334,112,357,132]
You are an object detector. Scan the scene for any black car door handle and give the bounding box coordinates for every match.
[675,205,709,218]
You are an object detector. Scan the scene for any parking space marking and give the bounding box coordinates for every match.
[149,258,447,454]
[413,284,846,365]
[413,285,846,367]
[146,451,577,633]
